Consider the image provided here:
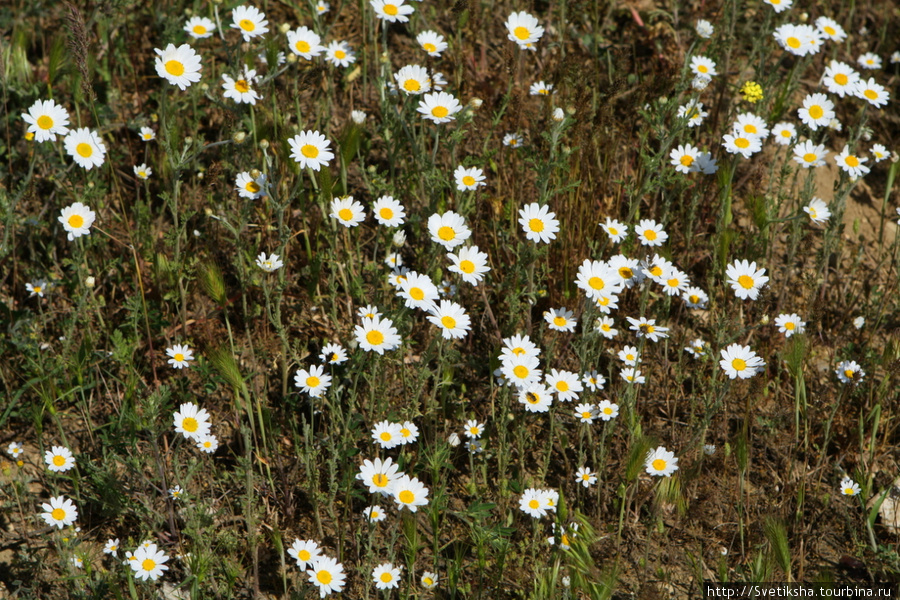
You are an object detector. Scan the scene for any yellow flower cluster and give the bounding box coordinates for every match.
[740,81,764,103]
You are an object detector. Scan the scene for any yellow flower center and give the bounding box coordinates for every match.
[844,369,855,378]
[649,265,662,277]
[643,229,657,240]
[296,40,311,53]
[845,155,859,167]
[732,358,747,371]
[298,549,311,561]
[338,208,353,221]
[604,407,613,414]
[834,73,848,85]
[383,3,398,15]
[381,572,393,582]
[51,507,65,520]
[301,144,319,158]
[459,259,475,273]
[528,499,540,509]
[335,50,346,59]
[823,25,835,35]
[864,89,878,100]
[372,473,388,487]
[529,218,544,232]
[785,322,795,330]
[667,278,679,288]
[404,79,421,92]
[697,65,708,73]
[193,25,207,35]
[441,316,456,329]
[317,570,332,584]
[803,153,818,163]
[556,381,569,392]
[462,175,476,186]
[400,428,410,437]
[68,214,84,228]
[738,274,754,289]
[53,455,66,466]
[735,137,750,149]
[808,105,823,120]
[553,316,567,327]
[380,432,392,442]
[235,80,250,93]
[245,181,260,193]
[366,330,384,345]
[438,226,455,241]
[512,365,528,378]
[608,226,618,235]
[582,412,591,419]
[514,26,530,40]
[640,324,655,334]
[399,490,414,503]
[424,43,437,53]
[37,115,54,129]
[424,576,434,585]
[306,376,320,387]
[689,295,700,304]
[431,106,449,118]
[787,37,801,49]
[597,296,610,306]
[601,324,610,331]
[239,19,255,32]
[142,558,156,572]
[370,510,380,519]
[165,60,185,76]
[652,458,667,471]
[183,417,198,432]
[378,207,394,220]
[680,155,694,167]
[76,143,93,158]
[589,276,605,290]
[409,287,424,301]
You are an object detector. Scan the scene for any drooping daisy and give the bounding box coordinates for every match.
[835,360,865,385]
[684,338,707,358]
[503,132,524,148]
[59,202,96,241]
[540,489,560,512]
[45,445,75,472]
[696,19,714,38]
[287,26,325,60]
[288,539,322,570]
[288,130,334,171]
[803,198,831,225]
[840,477,861,496]
[545,307,576,333]
[454,165,486,191]
[385,253,403,269]
[387,267,410,289]
[41,496,78,529]
[154,44,202,90]
[722,132,762,159]
[774,313,805,337]
[597,399,619,421]
[324,41,355,67]
[519,202,560,244]
[857,52,882,70]
[133,164,152,180]
[506,11,544,47]
[64,128,106,170]
[823,61,859,97]
[394,64,431,95]
[196,434,219,453]
[417,30,447,57]
[620,367,645,384]
[172,402,212,441]
[871,144,889,163]
[185,16,216,39]
[501,353,542,388]
[815,16,846,42]
[307,556,346,598]
[319,343,348,365]
[355,316,402,354]
[683,286,709,309]
[695,152,719,174]
[235,171,266,199]
[427,300,471,339]
[357,457,403,495]
[231,5,268,41]
[166,344,194,369]
[25,279,49,299]
[677,100,707,128]
[371,0,415,23]
[427,210,470,249]
[645,447,679,477]
[771,122,797,145]
[725,259,769,300]
[329,196,366,228]
[447,245,490,286]
[22,99,70,142]
[626,316,669,342]
[139,127,156,141]
[719,343,766,379]
[392,475,429,512]
[595,317,618,339]
[792,140,828,168]
[169,485,184,499]
[600,217,628,243]
[834,145,870,178]
[373,563,402,590]
[421,571,439,589]
[363,505,387,523]
[358,305,381,320]
[465,438,483,452]
[574,403,597,423]
[545,369,583,402]
[222,69,261,105]
[853,78,889,108]
[690,55,717,77]
[256,252,283,272]
[670,144,700,174]
[529,81,554,96]
[417,91,462,124]
[294,364,332,398]
[798,93,835,131]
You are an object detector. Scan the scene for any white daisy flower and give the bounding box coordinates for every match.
[417,91,462,124]
[64,128,107,170]
[231,5,269,42]
[719,343,766,379]
[58,202,96,240]
[417,30,447,57]
[427,210,471,249]
[294,364,332,398]
[154,43,202,90]
[519,202,559,244]
[287,26,325,60]
[22,99,70,142]
[184,16,216,39]
[288,130,334,171]
[166,344,194,369]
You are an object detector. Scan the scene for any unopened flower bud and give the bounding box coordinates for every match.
[552,107,564,122]
[468,97,483,109]
[249,168,261,179]
[233,131,247,144]
[85,276,95,288]
[279,22,291,34]
[259,139,269,150]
